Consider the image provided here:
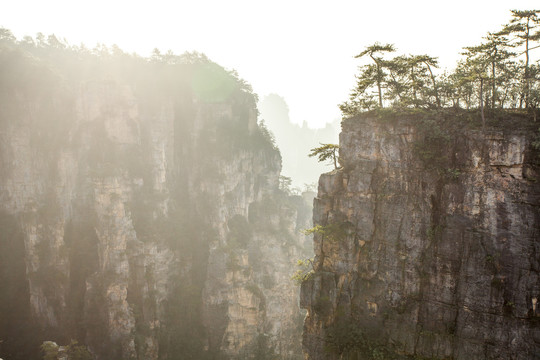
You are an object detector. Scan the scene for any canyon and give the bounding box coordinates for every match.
[1,37,540,360]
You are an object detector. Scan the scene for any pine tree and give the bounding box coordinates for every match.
[500,10,540,107]
[414,55,441,108]
[384,55,409,105]
[463,32,515,109]
[460,47,490,129]
[308,144,340,170]
[354,43,396,107]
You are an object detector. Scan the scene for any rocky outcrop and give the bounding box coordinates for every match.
[301,114,540,360]
[0,44,310,360]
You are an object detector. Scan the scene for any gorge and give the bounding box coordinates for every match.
[2,24,540,360]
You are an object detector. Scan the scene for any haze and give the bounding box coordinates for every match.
[2,3,540,359]
[3,0,539,129]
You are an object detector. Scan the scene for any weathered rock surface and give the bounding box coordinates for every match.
[0,46,310,360]
[301,115,540,360]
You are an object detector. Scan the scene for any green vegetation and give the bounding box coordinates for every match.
[302,222,354,242]
[41,340,92,360]
[0,27,269,359]
[0,26,276,167]
[0,24,313,360]
[291,258,314,285]
[308,143,340,170]
[64,340,93,360]
[40,342,58,360]
[341,10,540,118]
[353,43,396,108]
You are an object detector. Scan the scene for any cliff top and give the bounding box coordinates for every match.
[343,108,540,135]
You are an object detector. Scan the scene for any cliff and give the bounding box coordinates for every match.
[301,113,540,359]
[0,41,311,359]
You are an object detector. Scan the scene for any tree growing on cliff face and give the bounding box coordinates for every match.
[41,340,92,360]
[41,342,58,360]
[291,258,314,285]
[308,143,340,169]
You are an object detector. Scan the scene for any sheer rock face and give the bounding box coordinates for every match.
[301,116,540,360]
[0,77,309,359]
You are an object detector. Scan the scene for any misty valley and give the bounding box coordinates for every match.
[0,8,540,360]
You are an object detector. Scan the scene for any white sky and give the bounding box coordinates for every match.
[3,0,539,127]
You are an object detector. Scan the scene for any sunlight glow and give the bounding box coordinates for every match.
[3,0,539,127]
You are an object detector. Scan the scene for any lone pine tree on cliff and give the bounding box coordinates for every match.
[309,143,340,170]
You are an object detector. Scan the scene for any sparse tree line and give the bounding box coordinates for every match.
[340,10,540,117]
[0,27,213,66]
[0,26,282,158]
[0,27,256,101]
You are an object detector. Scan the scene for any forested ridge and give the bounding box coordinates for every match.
[341,10,540,120]
[0,26,259,111]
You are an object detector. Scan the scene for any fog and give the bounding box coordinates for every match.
[2,4,540,359]
[258,94,339,190]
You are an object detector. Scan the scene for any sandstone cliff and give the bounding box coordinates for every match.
[301,114,540,359]
[0,42,310,360]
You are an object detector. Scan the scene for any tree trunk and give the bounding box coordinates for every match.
[525,20,530,108]
[491,59,496,109]
[371,54,383,108]
[480,78,485,132]
[425,63,441,108]
[377,77,383,107]
[411,66,418,107]
[520,15,532,108]
[389,72,404,102]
